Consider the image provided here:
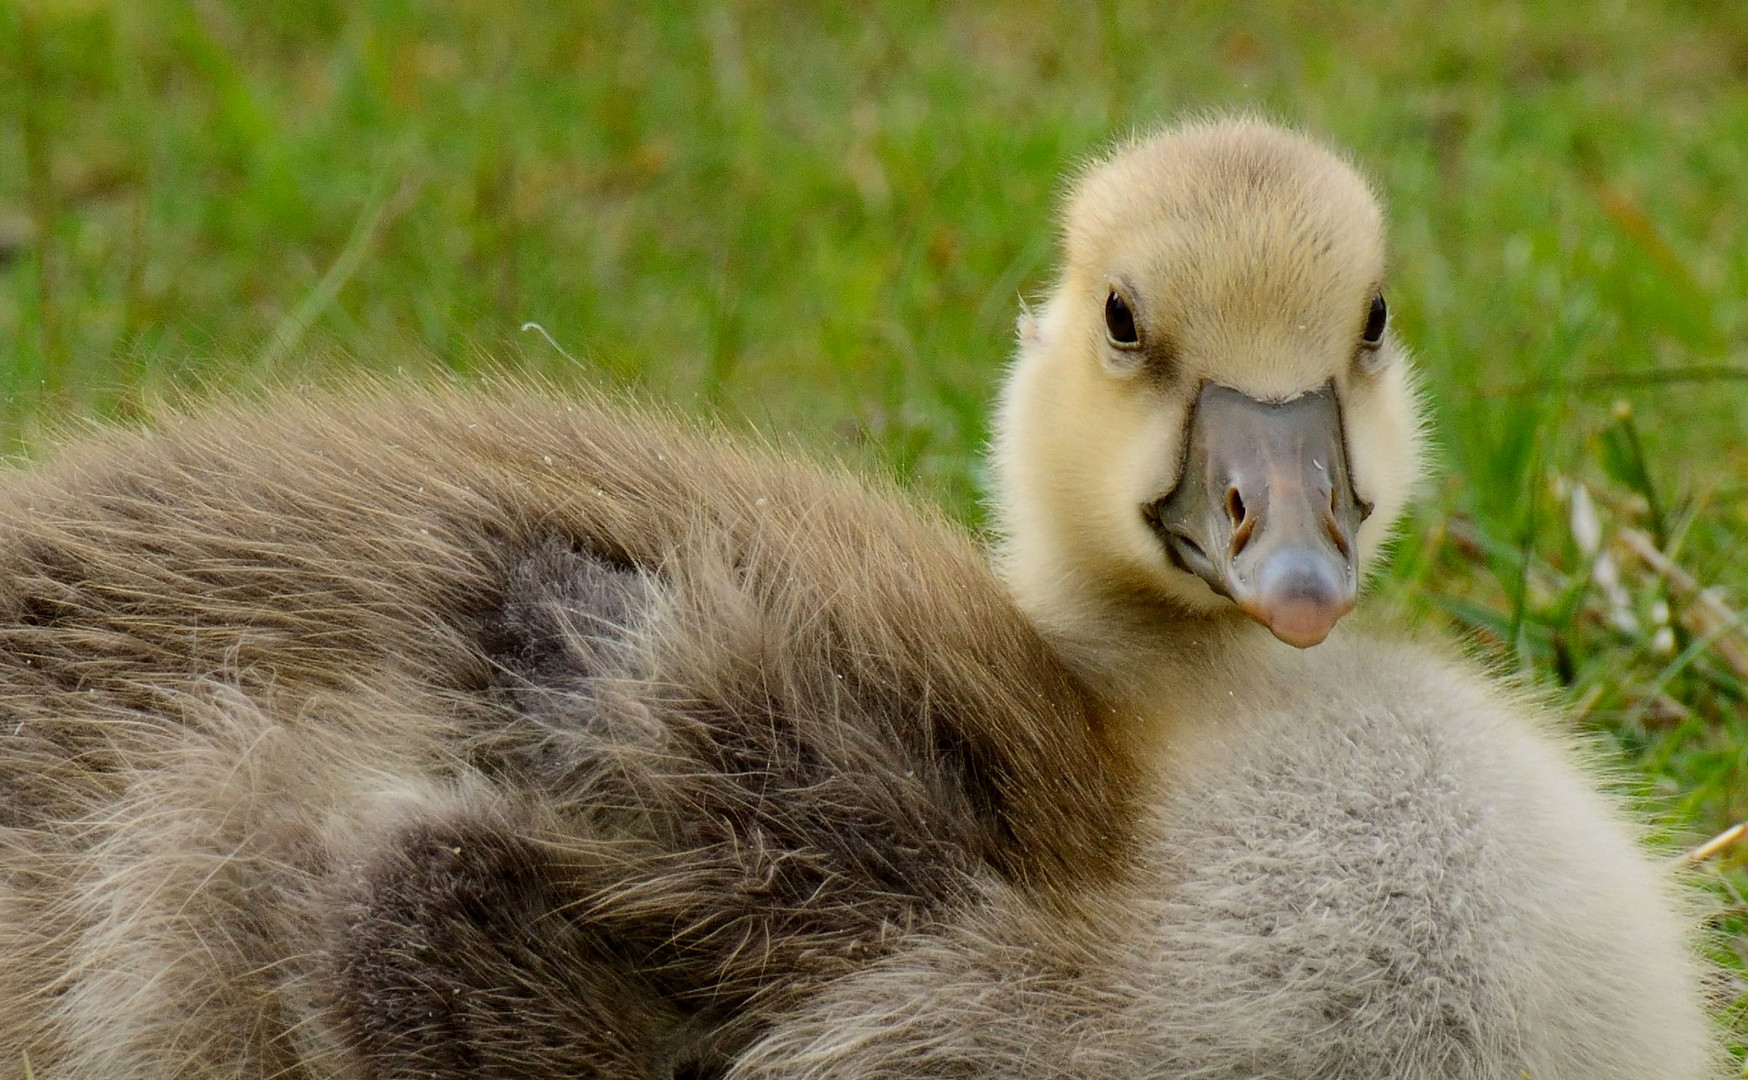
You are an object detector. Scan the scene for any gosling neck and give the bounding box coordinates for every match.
[999,550,1281,722]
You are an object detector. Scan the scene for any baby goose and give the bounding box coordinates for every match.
[728,117,1721,1079]
[0,389,1136,1079]
[0,119,1721,1080]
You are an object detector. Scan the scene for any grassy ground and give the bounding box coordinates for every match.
[3,0,1748,1054]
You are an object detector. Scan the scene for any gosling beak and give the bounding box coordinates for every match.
[1148,381,1369,648]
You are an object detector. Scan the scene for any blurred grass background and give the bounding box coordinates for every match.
[2,0,1748,1050]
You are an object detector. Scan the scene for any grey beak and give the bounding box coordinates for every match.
[1147,382,1369,648]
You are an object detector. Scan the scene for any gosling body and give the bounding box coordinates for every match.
[731,625,1715,1079]
[982,116,1712,1078]
[0,389,1133,1078]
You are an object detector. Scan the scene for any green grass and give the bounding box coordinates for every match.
[3,0,1748,1052]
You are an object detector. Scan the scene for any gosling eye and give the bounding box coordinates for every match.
[1360,291,1387,348]
[1105,290,1142,349]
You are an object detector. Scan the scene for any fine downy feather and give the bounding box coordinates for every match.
[0,385,1134,1079]
[0,377,1722,1079]
[728,622,1722,1079]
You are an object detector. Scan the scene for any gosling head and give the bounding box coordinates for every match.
[993,117,1425,649]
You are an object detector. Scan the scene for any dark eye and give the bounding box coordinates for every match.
[1105,290,1140,348]
[1361,291,1387,347]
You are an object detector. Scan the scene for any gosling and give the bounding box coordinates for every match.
[727,116,1721,1080]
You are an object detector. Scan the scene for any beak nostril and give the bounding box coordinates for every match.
[1226,488,1256,559]
[1231,517,1256,559]
[1324,514,1352,560]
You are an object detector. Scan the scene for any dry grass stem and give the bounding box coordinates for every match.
[1618,528,1748,680]
[1672,823,1748,870]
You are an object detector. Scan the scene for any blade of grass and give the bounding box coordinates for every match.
[1482,365,1748,397]
[255,164,420,373]
[17,4,60,400]
[1610,401,1669,548]
[1624,607,1747,730]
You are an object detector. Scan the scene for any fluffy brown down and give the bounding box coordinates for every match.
[0,386,1136,1079]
